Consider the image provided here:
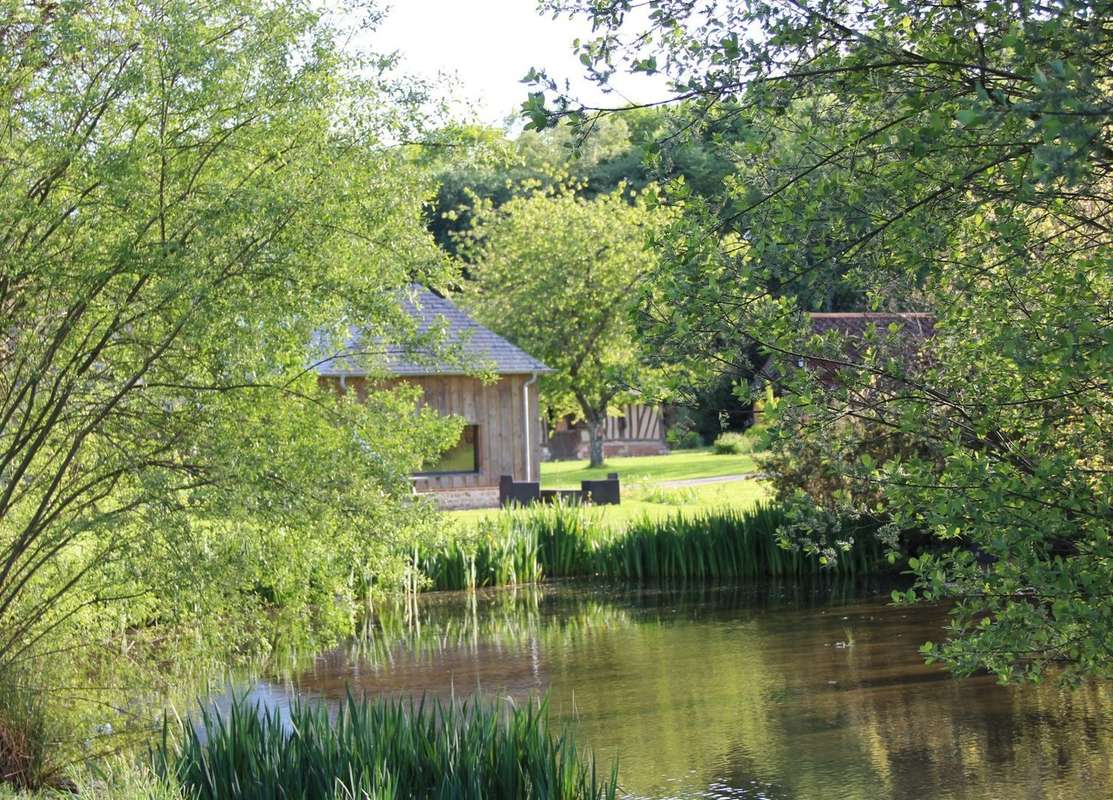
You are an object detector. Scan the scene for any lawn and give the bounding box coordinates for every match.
[449,476,768,527]
[540,449,757,488]
[449,449,768,528]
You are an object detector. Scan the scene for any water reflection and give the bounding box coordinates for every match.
[239,581,1113,800]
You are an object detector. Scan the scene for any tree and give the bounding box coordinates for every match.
[0,0,459,710]
[534,0,1113,681]
[459,184,668,467]
[427,110,736,257]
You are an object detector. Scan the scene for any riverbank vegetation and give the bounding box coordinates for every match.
[420,503,886,592]
[158,695,616,800]
[0,0,468,790]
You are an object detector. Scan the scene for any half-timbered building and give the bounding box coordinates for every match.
[544,403,669,460]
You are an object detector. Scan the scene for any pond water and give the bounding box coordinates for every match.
[232,582,1113,799]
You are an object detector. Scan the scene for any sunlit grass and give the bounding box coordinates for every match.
[451,477,769,527]
[540,449,758,488]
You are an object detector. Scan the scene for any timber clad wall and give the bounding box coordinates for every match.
[322,374,542,492]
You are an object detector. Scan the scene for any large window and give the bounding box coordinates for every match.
[419,425,479,475]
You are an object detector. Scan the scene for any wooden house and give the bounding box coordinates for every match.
[316,286,552,508]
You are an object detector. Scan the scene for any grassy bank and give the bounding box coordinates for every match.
[540,449,757,487]
[158,694,616,800]
[453,477,769,526]
[421,503,884,591]
[456,449,769,527]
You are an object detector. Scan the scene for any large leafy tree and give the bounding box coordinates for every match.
[0,0,458,707]
[535,0,1113,681]
[459,184,668,467]
[427,110,736,257]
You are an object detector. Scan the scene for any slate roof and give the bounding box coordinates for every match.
[315,285,552,378]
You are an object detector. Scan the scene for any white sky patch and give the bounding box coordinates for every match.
[369,0,670,128]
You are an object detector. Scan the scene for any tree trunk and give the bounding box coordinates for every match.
[587,417,606,468]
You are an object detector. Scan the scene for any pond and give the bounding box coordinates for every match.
[229,581,1113,799]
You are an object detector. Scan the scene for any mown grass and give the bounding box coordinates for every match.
[539,450,757,488]
[420,503,884,591]
[452,476,769,527]
[157,693,616,800]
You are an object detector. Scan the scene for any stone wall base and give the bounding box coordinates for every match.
[424,487,500,511]
[601,441,670,459]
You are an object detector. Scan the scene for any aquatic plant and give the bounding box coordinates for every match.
[157,693,617,800]
[418,503,885,591]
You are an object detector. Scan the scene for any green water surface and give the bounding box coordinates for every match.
[243,582,1113,799]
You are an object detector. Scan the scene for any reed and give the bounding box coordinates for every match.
[157,693,617,800]
[419,503,885,591]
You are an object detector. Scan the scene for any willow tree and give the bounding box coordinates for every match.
[459,184,667,467]
[0,0,459,705]
[531,0,1113,681]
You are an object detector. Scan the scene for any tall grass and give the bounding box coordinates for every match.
[157,694,616,800]
[419,503,885,591]
[0,672,66,792]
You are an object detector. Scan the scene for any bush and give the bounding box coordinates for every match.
[668,429,704,450]
[712,432,749,454]
[665,409,704,450]
[158,693,617,800]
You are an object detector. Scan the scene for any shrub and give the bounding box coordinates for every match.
[665,410,704,450]
[158,693,617,800]
[712,432,749,455]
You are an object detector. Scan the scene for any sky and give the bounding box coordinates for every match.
[371,0,668,127]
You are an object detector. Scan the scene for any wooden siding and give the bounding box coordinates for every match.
[320,374,541,492]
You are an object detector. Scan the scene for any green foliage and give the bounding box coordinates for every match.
[0,761,177,800]
[712,432,748,455]
[0,0,459,645]
[157,693,617,800]
[459,183,672,466]
[666,428,703,450]
[419,503,885,590]
[0,662,176,796]
[543,0,1113,681]
[0,0,468,774]
[428,111,737,256]
[664,408,703,450]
